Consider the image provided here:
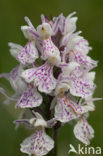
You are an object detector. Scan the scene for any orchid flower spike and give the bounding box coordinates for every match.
[0,12,101,156]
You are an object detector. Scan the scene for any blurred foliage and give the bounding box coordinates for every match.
[0,0,103,156]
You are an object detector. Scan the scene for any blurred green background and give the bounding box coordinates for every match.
[0,0,103,156]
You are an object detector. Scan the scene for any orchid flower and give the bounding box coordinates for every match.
[54,83,95,123]
[15,112,54,156]
[58,62,96,98]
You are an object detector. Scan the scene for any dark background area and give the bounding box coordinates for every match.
[0,0,103,155]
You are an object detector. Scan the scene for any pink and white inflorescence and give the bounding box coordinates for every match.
[0,12,101,156]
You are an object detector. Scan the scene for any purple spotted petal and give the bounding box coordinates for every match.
[69,77,95,98]
[55,97,78,123]
[74,118,94,145]
[69,100,94,114]
[21,62,56,93]
[58,62,96,98]
[54,96,94,123]
[20,130,54,156]
[42,38,59,59]
[17,41,38,65]
[71,66,84,78]
[69,51,98,70]
[41,38,61,66]
[16,85,42,108]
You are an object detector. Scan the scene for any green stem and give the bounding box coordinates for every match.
[46,127,58,156]
[53,126,58,156]
[52,122,61,156]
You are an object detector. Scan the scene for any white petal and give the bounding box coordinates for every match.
[41,14,46,23]
[74,118,94,145]
[20,134,35,155]
[69,77,95,98]
[61,61,80,75]
[52,13,63,33]
[21,26,36,40]
[24,16,34,28]
[10,66,27,94]
[65,16,78,34]
[0,66,26,95]
[55,97,78,123]
[85,72,96,81]
[41,38,61,66]
[8,42,23,58]
[54,96,93,123]
[0,66,27,103]
[17,41,39,65]
[60,31,82,47]
[16,85,42,108]
[35,119,47,127]
[59,66,96,98]
[21,62,57,94]
[74,38,92,55]
[20,130,54,156]
[69,51,98,70]
[34,112,47,127]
